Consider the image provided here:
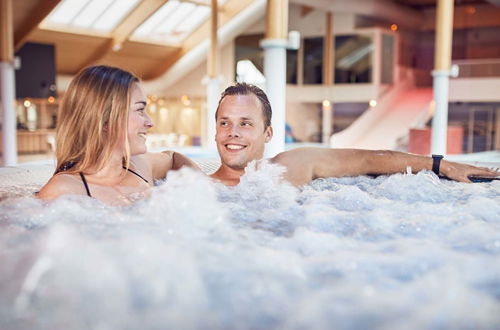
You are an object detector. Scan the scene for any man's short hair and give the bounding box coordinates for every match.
[216,83,272,128]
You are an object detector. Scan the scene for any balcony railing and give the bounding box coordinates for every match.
[453,59,500,78]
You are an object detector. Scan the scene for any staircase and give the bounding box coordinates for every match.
[330,86,433,150]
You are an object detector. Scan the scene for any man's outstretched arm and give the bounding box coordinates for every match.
[273,148,499,185]
[147,151,200,181]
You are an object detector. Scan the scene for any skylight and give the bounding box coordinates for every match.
[40,0,227,45]
[41,0,140,33]
[132,0,226,46]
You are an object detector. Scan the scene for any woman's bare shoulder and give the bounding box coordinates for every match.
[38,173,86,200]
[142,151,174,180]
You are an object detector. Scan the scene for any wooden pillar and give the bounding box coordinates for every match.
[207,0,218,78]
[434,0,454,71]
[323,12,333,85]
[205,0,220,150]
[0,0,13,61]
[265,0,288,40]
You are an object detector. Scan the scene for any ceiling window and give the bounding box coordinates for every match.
[132,0,226,46]
[40,0,226,46]
[40,0,140,33]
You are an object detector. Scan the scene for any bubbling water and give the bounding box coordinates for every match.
[0,163,499,330]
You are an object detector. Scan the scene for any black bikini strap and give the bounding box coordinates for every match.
[79,172,92,197]
[123,167,149,183]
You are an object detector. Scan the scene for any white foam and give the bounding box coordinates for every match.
[0,164,499,329]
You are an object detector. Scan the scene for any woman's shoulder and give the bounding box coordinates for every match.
[38,172,86,200]
[140,151,175,180]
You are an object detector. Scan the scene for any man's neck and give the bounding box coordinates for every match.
[209,163,246,186]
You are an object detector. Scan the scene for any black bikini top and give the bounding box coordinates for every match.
[79,167,149,197]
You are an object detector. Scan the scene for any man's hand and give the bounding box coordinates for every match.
[440,160,499,183]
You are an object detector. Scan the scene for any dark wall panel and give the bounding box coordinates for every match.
[15,42,57,98]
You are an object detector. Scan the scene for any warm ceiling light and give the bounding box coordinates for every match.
[369,100,377,107]
[322,100,331,108]
[148,104,157,114]
[390,24,398,31]
[48,96,55,103]
[23,99,31,107]
[465,6,476,15]
[181,95,191,106]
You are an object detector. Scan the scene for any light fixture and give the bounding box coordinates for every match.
[369,100,377,107]
[181,95,191,106]
[23,99,31,107]
[48,96,55,103]
[465,6,476,15]
[390,24,398,31]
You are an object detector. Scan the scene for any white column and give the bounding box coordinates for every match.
[0,61,17,166]
[262,39,287,157]
[431,70,450,154]
[1,0,17,166]
[322,100,332,145]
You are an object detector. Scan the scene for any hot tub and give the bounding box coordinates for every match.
[0,160,499,329]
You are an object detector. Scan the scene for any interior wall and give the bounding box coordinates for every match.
[286,102,321,142]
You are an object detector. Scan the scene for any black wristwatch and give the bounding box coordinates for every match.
[431,154,444,175]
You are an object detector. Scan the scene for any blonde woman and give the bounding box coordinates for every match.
[39,65,198,205]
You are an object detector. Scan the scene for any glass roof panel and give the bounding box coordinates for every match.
[175,6,210,34]
[133,0,181,37]
[42,0,228,44]
[92,0,141,31]
[132,0,227,45]
[154,2,197,36]
[45,0,89,25]
[41,0,140,33]
[73,0,114,28]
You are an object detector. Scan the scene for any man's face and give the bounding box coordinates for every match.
[215,94,273,170]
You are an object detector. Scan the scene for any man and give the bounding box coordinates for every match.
[210,83,499,186]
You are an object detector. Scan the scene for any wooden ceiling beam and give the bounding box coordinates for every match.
[111,0,170,49]
[300,5,314,17]
[181,0,211,6]
[14,0,62,51]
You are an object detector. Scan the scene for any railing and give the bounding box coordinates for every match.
[453,59,500,78]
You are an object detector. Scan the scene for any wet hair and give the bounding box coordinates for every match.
[55,65,139,174]
[216,83,272,128]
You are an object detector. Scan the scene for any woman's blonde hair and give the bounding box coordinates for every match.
[55,65,139,174]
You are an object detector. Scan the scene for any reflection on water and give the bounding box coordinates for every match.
[1,164,499,330]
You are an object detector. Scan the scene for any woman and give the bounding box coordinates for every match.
[39,65,198,205]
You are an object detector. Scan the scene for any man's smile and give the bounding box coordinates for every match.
[225,144,246,151]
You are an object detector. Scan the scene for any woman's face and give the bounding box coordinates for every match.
[127,83,153,155]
